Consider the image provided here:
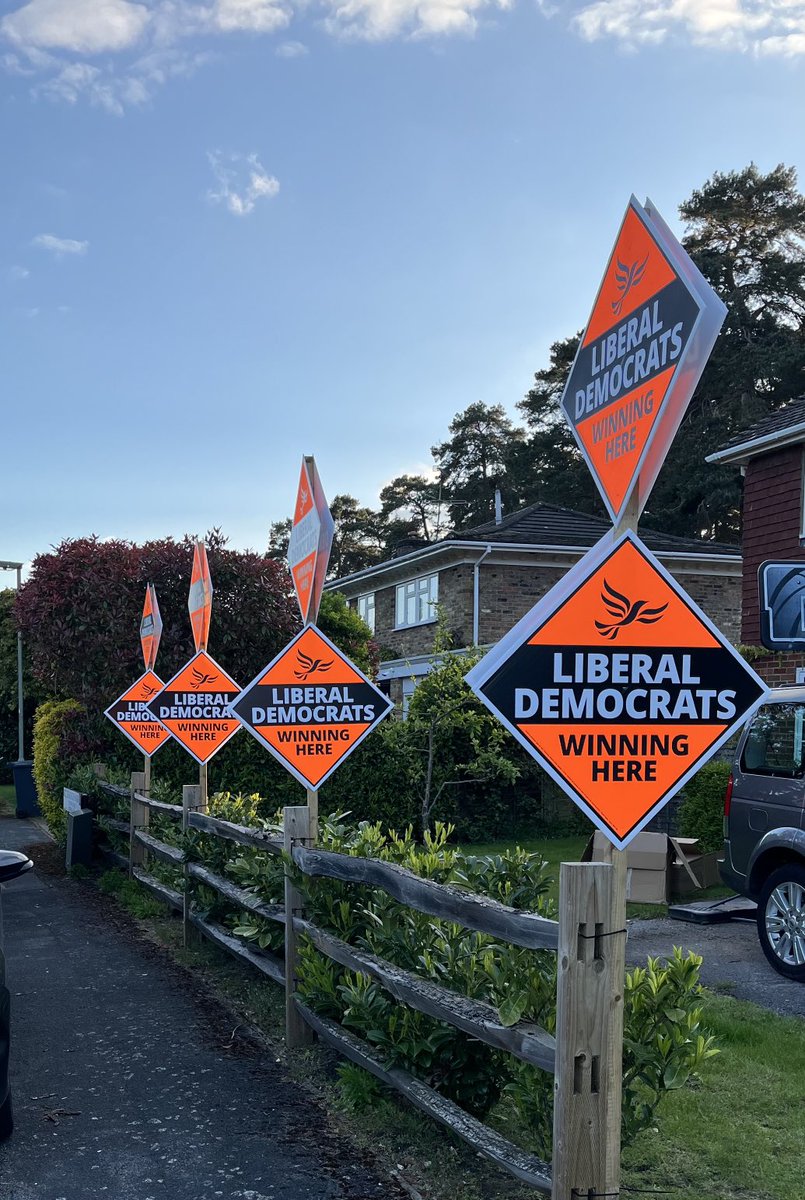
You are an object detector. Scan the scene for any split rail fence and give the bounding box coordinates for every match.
[95,771,625,1200]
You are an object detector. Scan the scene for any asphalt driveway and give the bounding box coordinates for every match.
[0,817,402,1200]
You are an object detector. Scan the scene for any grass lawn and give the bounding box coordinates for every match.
[0,784,16,816]
[463,834,734,916]
[622,993,805,1199]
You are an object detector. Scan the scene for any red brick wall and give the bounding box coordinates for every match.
[742,446,805,643]
[748,650,805,688]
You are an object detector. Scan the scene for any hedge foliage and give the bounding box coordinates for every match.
[175,806,719,1152]
[32,700,107,840]
[679,760,731,853]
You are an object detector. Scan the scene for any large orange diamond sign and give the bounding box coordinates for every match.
[560,196,726,525]
[105,670,173,757]
[146,650,241,764]
[466,533,768,848]
[229,626,393,790]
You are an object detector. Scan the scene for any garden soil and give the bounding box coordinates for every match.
[0,816,408,1200]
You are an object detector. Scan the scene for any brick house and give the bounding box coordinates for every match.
[707,397,805,686]
[326,502,742,709]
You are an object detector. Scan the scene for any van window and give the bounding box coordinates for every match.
[742,704,805,777]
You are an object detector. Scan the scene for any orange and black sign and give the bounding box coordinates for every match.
[146,650,241,764]
[467,533,767,848]
[230,625,393,790]
[560,197,725,524]
[105,670,172,757]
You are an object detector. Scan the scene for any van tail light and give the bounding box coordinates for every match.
[723,772,734,835]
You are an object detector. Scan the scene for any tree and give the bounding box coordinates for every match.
[15,531,300,707]
[328,494,386,578]
[516,334,605,516]
[379,474,444,545]
[403,623,519,831]
[267,518,291,561]
[432,402,525,530]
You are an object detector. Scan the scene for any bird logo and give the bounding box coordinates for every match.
[191,667,218,687]
[141,683,158,699]
[294,650,334,680]
[595,580,668,640]
[611,252,649,317]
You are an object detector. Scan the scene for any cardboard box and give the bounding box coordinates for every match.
[583,831,671,904]
[669,838,720,895]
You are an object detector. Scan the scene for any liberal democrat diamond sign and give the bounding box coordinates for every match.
[560,196,726,525]
[466,532,768,848]
[230,625,393,791]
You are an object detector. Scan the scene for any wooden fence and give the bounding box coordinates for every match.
[95,774,625,1199]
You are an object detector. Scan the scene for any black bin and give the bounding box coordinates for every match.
[7,762,39,819]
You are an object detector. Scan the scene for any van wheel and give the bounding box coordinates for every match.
[757,864,805,981]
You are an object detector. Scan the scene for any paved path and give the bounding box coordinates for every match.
[0,818,400,1200]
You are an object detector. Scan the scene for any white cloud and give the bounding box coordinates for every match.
[318,0,511,40]
[207,151,280,216]
[275,37,309,54]
[9,265,30,279]
[211,0,291,33]
[1,0,150,54]
[568,0,805,55]
[32,233,88,255]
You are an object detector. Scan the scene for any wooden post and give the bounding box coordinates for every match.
[551,862,626,1200]
[183,783,204,947]
[283,805,314,1048]
[306,788,319,844]
[91,762,107,781]
[199,762,208,812]
[143,756,151,797]
[129,770,148,874]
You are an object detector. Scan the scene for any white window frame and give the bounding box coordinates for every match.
[356,592,375,634]
[401,677,418,719]
[395,574,438,629]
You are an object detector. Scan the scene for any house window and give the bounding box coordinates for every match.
[357,593,375,634]
[395,574,438,628]
[401,677,418,719]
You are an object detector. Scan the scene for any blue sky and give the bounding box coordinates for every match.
[1,0,804,571]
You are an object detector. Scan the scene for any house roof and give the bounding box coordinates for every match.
[447,502,739,556]
[327,501,739,592]
[706,397,805,466]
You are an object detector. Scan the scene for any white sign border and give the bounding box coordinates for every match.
[104,669,172,759]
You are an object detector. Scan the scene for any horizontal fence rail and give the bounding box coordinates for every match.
[300,1002,552,1193]
[186,862,286,925]
[294,917,556,1073]
[186,810,283,854]
[292,845,560,951]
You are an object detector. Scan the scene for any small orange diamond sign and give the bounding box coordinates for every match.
[105,670,172,757]
[287,457,335,625]
[230,625,393,790]
[466,533,768,848]
[560,196,726,524]
[188,541,213,653]
[140,585,162,671]
[146,650,241,764]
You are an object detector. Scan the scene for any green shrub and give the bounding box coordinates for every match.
[679,760,731,853]
[32,699,98,840]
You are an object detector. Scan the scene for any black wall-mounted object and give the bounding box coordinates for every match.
[758,561,805,651]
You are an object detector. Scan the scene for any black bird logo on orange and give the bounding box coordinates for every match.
[595,580,668,641]
[611,253,649,316]
[191,667,218,687]
[142,683,158,698]
[294,650,334,680]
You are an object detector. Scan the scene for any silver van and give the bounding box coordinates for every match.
[721,687,805,980]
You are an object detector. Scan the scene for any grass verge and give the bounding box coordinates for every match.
[0,784,16,816]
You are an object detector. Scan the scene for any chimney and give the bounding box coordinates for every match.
[494,488,503,526]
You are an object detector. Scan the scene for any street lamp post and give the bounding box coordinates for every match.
[0,562,24,763]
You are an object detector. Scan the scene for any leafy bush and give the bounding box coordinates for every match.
[32,700,107,840]
[679,761,731,853]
